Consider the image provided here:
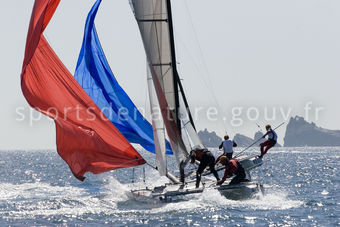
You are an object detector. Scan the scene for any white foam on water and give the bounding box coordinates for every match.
[0,177,135,219]
[198,188,229,206]
[102,176,131,201]
[224,190,304,210]
[245,216,257,224]
[136,168,170,188]
[114,183,304,215]
[0,172,304,221]
[321,190,329,195]
[0,182,90,218]
[115,167,305,213]
[192,186,303,211]
[0,182,84,200]
[152,187,303,212]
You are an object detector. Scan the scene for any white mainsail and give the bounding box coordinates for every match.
[131,0,203,172]
[131,0,186,164]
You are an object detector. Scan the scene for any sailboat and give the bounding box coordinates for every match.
[21,0,263,201]
[128,0,264,200]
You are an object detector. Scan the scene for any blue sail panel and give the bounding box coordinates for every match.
[74,0,172,154]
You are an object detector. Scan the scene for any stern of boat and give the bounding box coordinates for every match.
[217,182,264,200]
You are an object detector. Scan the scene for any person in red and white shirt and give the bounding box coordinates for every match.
[216,156,247,185]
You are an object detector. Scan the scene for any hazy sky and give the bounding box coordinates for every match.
[1,0,340,149]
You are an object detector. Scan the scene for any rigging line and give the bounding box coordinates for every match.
[161,66,171,79]
[144,76,149,121]
[173,1,230,134]
[180,116,194,149]
[181,0,232,135]
[145,161,157,170]
[143,166,146,183]
[132,168,135,183]
[171,2,220,133]
[175,35,231,135]
[182,1,216,91]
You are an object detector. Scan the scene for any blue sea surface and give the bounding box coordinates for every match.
[0,147,339,226]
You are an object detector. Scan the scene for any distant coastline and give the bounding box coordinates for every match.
[198,116,340,148]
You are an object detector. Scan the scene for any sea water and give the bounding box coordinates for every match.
[0,147,338,226]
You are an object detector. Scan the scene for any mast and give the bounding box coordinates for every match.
[177,74,196,130]
[166,0,196,131]
[166,0,181,133]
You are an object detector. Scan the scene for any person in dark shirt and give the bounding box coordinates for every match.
[190,148,220,188]
[216,156,247,185]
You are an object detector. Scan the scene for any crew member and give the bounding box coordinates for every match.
[217,156,247,185]
[190,148,220,188]
[259,124,278,158]
[218,135,237,160]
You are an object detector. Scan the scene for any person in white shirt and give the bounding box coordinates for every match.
[218,135,237,160]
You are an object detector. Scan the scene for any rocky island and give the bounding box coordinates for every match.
[284,116,340,147]
[197,129,222,148]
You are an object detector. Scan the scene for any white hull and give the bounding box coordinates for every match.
[132,155,264,202]
[132,180,264,202]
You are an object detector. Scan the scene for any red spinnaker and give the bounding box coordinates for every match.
[21,0,145,181]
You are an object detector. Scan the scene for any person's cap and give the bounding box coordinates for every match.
[218,155,229,164]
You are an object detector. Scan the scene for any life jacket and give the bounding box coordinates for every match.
[222,139,234,154]
[224,159,239,176]
[268,129,277,141]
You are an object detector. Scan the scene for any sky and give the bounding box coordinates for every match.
[1,0,340,149]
